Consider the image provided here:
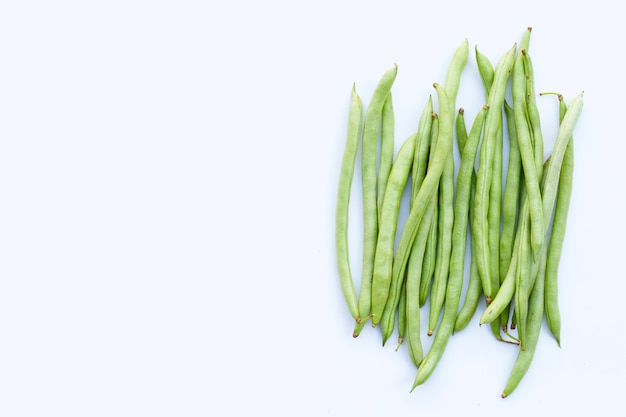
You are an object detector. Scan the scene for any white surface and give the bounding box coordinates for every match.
[0,1,623,416]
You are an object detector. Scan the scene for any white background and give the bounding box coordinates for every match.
[0,1,623,416]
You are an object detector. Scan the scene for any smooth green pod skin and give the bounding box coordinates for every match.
[378,93,395,223]
[524,52,545,196]
[475,47,509,331]
[335,85,363,320]
[475,46,494,96]
[419,115,440,307]
[411,97,435,201]
[519,27,532,52]
[380,101,433,343]
[489,116,503,329]
[395,278,407,350]
[420,195,438,306]
[544,94,571,346]
[428,151,454,335]
[426,41,467,332]
[501,245,547,398]
[411,105,488,387]
[500,101,522,329]
[407,106,434,308]
[453,106,484,333]
[519,92,584,348]
[456,108,468,152]
[480,197,529,325]
[356,64,398,328]
[406,201,435,367]
[512,50,544,261]
[392,84,453,330]
[371,133,417,327]
[377,135,421,342]
[473,44,516,303]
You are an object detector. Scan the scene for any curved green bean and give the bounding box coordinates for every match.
[428,150,454,335]
[378,133,421,343]
[473,44,516,303]
[542,92,572,346]
[391,84,453,330]
[405,199,435,366]
[501,244,547,398]
[371,133,417,328]
[378,93,395,222]
[419,114,439,307]
[411,105,488,388]
[335,84,362,320]
[513,49,544,261]
[356,64,398,329]
[499,101,521,329]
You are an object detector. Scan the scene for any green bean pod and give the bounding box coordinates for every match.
[356,64,398,328]
[411,104,488,388]
[499,101,521,329]
[512,50,544,261]
[419,115,439,307]
[370,133,417,327]
[473,44,516,303]
[411,97,435,200]
[395,278,408,351]
[405,201,435,367]
[543,93,572,346]
[335,84,363,321]
[428,151,455,335]
[378,93,395,222]
[501,244,547,397]
[391,84,453,329]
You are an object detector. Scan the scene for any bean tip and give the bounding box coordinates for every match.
[501,392,508,399]
[458,107,465,115]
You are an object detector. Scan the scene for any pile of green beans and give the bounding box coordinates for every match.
[335,27,583,398]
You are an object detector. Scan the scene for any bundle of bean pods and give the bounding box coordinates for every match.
[335,27,583,398]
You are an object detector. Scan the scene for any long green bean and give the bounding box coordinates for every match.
[355,64,398,331]
[335,84,363,321]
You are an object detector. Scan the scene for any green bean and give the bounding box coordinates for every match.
[475,46,494,95]
[391,84,453,331]
[411,105,488,388]
[395,278,407,351]
[422,40,467,317]
[405,199,435,366]
[523,52,544,183]
[475,45,511,332]
[488,116,503,336]
[378,93,395,222]
[513,49,544,261]
[499,101,521,329]
[370,132,417,328]
[407,104,434,308]
[380,100,433,344]
[419,115,439,307]
[456,108,468,153]
[428,151,455,335]
[472,44,516,304]
[452,105,482,333]
[335,84,362,321]
[355,64,398,329]
[411,97,435,200]
[501,243,547,398]
[378,134,419,343]
[542,92,572,346]
[454,242,481,332]
[539,92,583,343]
[480,194,529,325]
